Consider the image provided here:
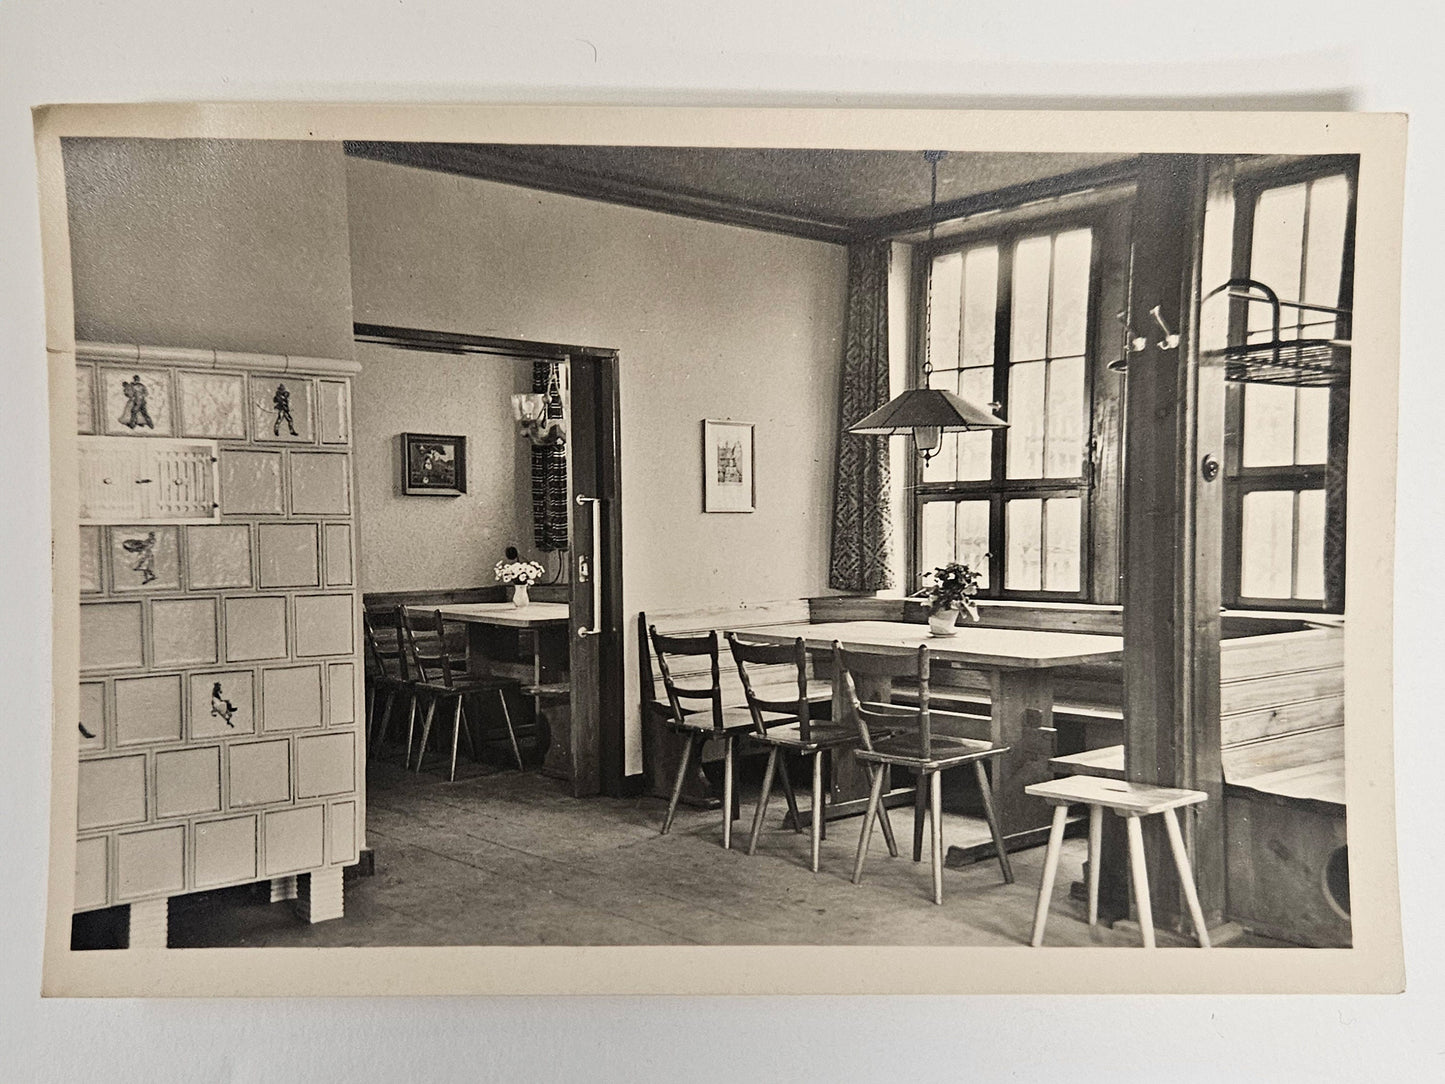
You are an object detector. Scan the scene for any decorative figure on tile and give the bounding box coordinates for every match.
[78,721,96,740]
[119,374,154,430]
[210,682,238,727]
[272,382,298,437]
[120,530,158,584]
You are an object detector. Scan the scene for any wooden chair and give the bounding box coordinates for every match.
[363,608,413,756]
[398,607,524,781]
[835,640,1014,904]
[649,626,757,849]
[726,632,867,873]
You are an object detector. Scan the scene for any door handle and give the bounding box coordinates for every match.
[576,494,604,639]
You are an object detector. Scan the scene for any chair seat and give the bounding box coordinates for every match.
[664,705,757,734]
[410,675,519,696]
[747,721,862,752]
[855,733,1006,771]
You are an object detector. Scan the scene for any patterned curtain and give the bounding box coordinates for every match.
[828,242,894,591]
[531,361,569,551]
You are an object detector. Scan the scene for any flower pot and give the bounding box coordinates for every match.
[509,584,530,608]
[927,608,960,637]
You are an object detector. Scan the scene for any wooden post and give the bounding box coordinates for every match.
[1120,155,1229,932]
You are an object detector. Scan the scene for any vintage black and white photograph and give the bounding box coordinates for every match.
[31,104,1405,999]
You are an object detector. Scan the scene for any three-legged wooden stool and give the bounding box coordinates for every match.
[1024,775,1211,948]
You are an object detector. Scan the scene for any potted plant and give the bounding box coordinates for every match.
[494,556,547,607]
[921,561,982,637]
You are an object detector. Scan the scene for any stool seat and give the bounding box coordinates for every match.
[1026,775,1206,816]
[1025,772,1211,949]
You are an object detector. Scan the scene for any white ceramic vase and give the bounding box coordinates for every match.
[927,607,960,637]
[510,584,530,608]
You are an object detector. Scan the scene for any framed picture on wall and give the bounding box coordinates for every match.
[402,432,467,496]
[702,419,754,513]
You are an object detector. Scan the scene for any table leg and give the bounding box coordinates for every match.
[985,667,1056,843]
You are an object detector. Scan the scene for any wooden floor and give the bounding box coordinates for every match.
[164,756,1204,949]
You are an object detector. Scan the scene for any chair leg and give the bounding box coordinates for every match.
[747,748,779,856]
[1087,804,1103,927]
[497,689,524,771]
[810,751,824,874]
[1030,804,1070,947]
[1125,813,1156,948]
[1162,808,1211,948]
[371,689,395,755]
[929,771,945,905]
[401,694,418,765]
[457,700,477,760]
[364,685,376,746]
[973,759,1014,885]
[912,771,928,863]
[777,758,803,834]
[876,776,899,858]
[414,697,437,773]
[661,732,696,835]
[447,697,464,782]
[721,734,735,851]
[852,764,887,886]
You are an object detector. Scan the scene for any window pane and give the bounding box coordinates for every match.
[1043,497,1081,592]
[954,500,991,590]
[1250,183,1306,341]
[1303,175,1349,337]
[961,246,999,368]
[1240,490,1295,599]
[1050,229,1092,358]
[1241,383,1296,467]
[929,252,963,371]
[1045,354,1086,478]
[1005,499,1042,591]
[955,366,995,481]
[920,500,955,576]
[1006,360,1046,478]
[1295,489,1326,600]
[1011,236,1051,362]
[1295,386,1330,465]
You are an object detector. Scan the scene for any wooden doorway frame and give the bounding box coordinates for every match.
[353,322,629,798]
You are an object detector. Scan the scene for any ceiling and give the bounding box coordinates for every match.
[344,142,1137,244]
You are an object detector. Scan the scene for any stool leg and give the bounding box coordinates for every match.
[721,734,735,851]
[1030,804,1070,947]
[1125,814,1156,948]
[973,759,1014,885]
[912,772,927,862]
[810,751,824,873]
[929,771,944,906]
[852,764,886,885]
[747,747,779,856]
[1087,804,1103,928]
[1162,807,1212,948]
[661,732,696,835]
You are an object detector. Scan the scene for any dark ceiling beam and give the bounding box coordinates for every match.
[856,157,1142,240]
[343,140,857,245]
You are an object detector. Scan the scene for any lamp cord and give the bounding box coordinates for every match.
[918,150,946,463]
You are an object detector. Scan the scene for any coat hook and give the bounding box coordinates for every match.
[1149,305,1180,351]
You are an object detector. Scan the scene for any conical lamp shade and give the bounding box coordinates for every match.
[847,388,1008,435]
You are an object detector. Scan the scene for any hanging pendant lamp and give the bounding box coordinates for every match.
[848,150,1008,461]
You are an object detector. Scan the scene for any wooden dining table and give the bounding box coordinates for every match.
[408,602,572,776]
[742,619,1125,859]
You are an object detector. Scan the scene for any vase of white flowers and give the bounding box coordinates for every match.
[495,557,546,607]
[922,561,982,637]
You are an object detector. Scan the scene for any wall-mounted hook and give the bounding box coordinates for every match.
[1149,305,1180,351]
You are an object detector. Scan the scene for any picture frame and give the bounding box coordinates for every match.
[702,419,754,513]
[401,432,467,496]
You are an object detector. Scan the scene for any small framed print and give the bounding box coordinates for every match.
[702,420,754,513]
[402,432,467,496]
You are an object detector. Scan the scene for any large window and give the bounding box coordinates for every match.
[1224,166,1354,610]
[915,222,1095,597]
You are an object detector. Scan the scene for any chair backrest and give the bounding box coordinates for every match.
[397,606,463,688]
[835,641,933,758]
[725,633,812,739]
[648,626,724,730]
[364,607,408,681]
